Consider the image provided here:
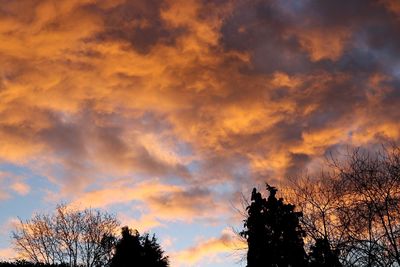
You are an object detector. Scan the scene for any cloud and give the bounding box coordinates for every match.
[118,213,162,233]
[172,228,245,266]
[70,180,182,208]
[10,182,30,195]
[0,247,14,261]
[381,0,400,15]
[0,171,30,200]
[70,179,227,224]
[0,0,398,198]
[0,1,400,264]
[0,218,19,236]
[295,27,351,62]
[147,187,224,221]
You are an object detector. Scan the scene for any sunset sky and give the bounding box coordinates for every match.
[0,0,400,266]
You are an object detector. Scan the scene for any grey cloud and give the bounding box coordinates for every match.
[85,0,185,54]
[284,152,311,179]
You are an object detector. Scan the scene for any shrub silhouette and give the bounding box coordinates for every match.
[241,184,307,267]
[110,226,169,267]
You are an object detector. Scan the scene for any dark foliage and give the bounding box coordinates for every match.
[110,226,169,267]
[309,238,342,267]
[241,184,308,267]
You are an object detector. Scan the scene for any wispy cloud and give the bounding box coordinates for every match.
[172,228,245,266]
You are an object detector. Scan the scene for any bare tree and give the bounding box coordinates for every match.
[12,204,119,267]
[333,146,400,266]
[287,146,400,267]
[285,174,345,251]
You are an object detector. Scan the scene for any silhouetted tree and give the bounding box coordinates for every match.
[141,233,169,267]
[241,184,308,267]
[309,238,341,267]
[286,176,344,266]
[12,204,119,267]
[332,147,400,266]
[110,227,169,267]
[0,260,68,267]
[285,145,400,266]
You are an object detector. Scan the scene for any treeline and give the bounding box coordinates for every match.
[2,146,400,267]
[241,146,400,267]
[4,204,168,267]
[242,185,340,267]
[0,262,67,267]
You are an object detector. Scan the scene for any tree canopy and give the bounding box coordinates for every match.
[309,238,341,267]
[12,204,119,267]
[6,146,400,267]
[110,226,169,267]
[241,184,308,267]
[9,204,170,267]
[288,146,400,266]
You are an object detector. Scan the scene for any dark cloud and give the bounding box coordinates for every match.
[0,0,39,23]
[220,0,312,74]
[284,152,311,179]
[87,0,185,54]
[221,0,400,76]
[147,186,220,220]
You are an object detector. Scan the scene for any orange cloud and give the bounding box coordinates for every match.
[10,182,30,195]
[118,213,162,233]
[295,27,351,62]
[1,2,400,265]
[172,229,245,266]
[380,0,400,15]
[0,247,14,261]
[0,0,398,195]
[70,180,182,208]
[69,179,227,225]
[0,172,30,199]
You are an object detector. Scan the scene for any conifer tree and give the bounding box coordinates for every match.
[241,184,307,267]
[309,238,342,267]
[110,227,169,267]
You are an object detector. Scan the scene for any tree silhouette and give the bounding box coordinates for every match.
[0,260,68,267]
[309,238,341,267]
[141,233,169,267]
[241,184,308,267]
[12,204,119,267]
[287,146,400,266]
[110,227,169,267]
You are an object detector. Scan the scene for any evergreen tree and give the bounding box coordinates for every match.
[110,227,169,267]
[142,234,169,267]
[241,184,307,267]
[309,238,341,267]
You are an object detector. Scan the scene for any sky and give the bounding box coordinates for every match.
[0,0,400,266]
